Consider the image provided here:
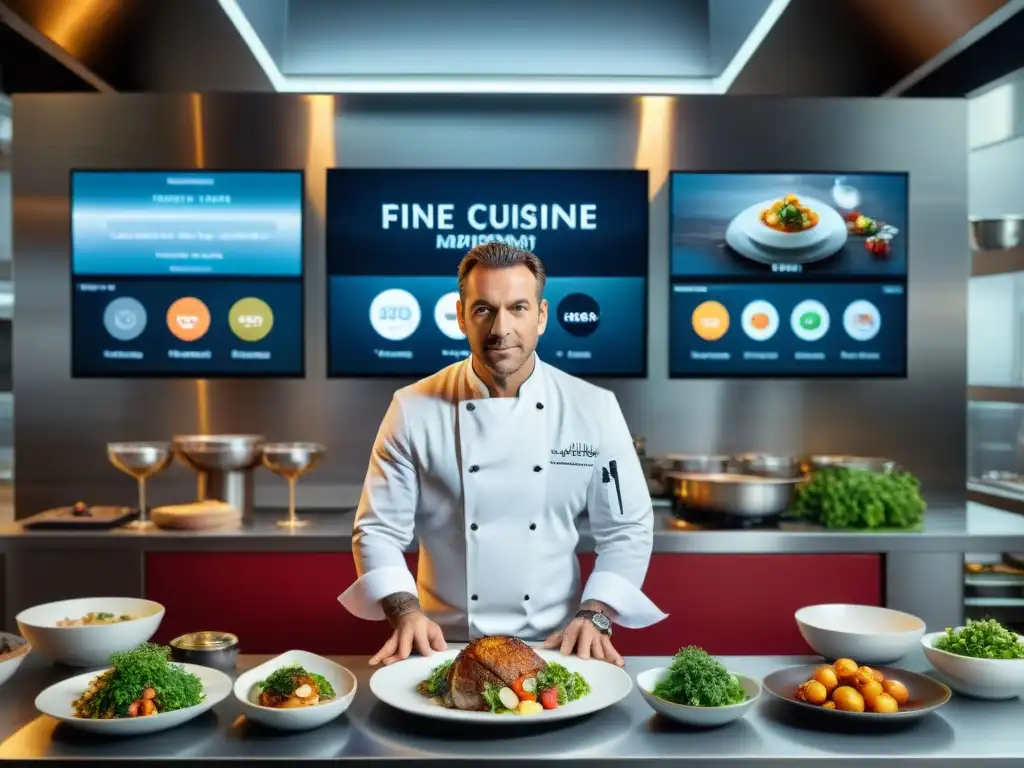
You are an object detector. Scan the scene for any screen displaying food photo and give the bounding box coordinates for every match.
[669,173,908,279]
[668,172,909,379]
[325,169,649,378]
[70,170,306,378]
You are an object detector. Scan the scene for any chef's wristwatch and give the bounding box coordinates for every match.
[576,609,612,636]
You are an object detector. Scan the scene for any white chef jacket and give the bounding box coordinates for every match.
[338,355,667,641]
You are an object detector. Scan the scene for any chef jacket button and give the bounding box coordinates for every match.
[529,523,537,530]
[471,594,479,601]
[467,403,476,411]
[536,402,544,410]
[533,465,542,472]
[469,465,480,473]
[524,595,530,601]
[470,523,478,531]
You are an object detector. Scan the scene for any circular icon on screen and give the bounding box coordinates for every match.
[166,297,211,342]
[433,292,465,340]
[229,297,275,342]
[103,297,147,342]
[790,299,830,342]
[369,288,421,341]
[557,293,601,338]
[691,301,730,342]
[741,299,779,342]
[843,299,882,342]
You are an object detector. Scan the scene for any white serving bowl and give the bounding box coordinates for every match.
[922,630,1024,700]
[636,667,761,727]
[0,632,31,688]
[16,597,165,666]
[234,650,357,731]
[739,197,842,250]
[795,604,925,664]
[36,662,232,736]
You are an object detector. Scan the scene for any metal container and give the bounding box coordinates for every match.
[665,472,802,518]
[731,453,802,479]
[970,217,1024,251]
[804,455,897,474]
[663,454,731,475]
[169,631,239,672]
[173,435,265,521]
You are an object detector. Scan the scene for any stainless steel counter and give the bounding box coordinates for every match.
[0,650,1020,765]
[0,502,1021,553]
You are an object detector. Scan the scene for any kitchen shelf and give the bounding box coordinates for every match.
[967,481,1024,516]
[969,385,1024,404]
[972,246,1024,277]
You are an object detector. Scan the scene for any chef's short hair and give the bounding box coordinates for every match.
[457,242,547,301]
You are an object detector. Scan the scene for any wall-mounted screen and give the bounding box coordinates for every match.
[668,172,908,378]
[326,169,649,378]
[70,170,305,378]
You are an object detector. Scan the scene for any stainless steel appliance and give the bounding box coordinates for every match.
[172,435,265,521]
[664,471,802,519]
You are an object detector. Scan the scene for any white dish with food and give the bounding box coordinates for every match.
[16,597,164,666]
[741,195,845,249]
[35,649,231,735]
[636,666,760,727]
[725,196,847,266]
[922,630,1024,700]
[370,637,632,724]
[233,650,357,731]
[0,632,31,688]
[796,604,925,664]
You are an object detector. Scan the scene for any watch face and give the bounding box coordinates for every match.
[592,613,611,631]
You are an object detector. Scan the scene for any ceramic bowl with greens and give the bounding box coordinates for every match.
[922,619,1024,700]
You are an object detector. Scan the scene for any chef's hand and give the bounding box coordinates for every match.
[542,617,624,666]
[369,611,447,666]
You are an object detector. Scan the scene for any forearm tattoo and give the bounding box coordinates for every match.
[381,591,421,626]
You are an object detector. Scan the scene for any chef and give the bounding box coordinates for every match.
[339,242,667,667]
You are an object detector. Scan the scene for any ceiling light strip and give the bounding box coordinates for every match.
[715,0,793,93]
[215,0,288,91]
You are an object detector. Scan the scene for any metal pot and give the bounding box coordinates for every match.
[970,217,1024,251]
[664,472,802,518]
[662,454,732,474]
[804,455,897,474]
[731,453,802,479]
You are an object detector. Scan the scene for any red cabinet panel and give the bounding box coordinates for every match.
[146,552,881,656]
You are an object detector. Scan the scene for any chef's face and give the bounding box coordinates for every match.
[457,264,548,378]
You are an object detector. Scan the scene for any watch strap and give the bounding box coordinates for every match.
[575,608,612,636]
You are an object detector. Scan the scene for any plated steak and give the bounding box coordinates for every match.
[440,636,547,711]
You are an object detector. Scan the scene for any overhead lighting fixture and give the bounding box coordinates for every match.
[216,0,791,95]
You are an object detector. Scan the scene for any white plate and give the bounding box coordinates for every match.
[636,667,761,727]
[233,650,357,731]
[369,648,632,724]
[0,632,30,689]
[35,662,232,736]
[726,199,848,265]
[17,597,164,666]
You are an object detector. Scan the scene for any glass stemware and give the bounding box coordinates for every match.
[261,442,326,528]
[107,442,173,530]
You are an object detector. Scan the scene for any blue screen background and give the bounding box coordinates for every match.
[325,169,649,377]
[70,170,305,378]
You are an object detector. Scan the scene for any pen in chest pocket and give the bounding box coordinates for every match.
[608,460,624,515]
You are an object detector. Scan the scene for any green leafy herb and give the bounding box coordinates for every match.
[74,643,205,719]
[259,664,336,699]
[417,660,453,698]
[535,661,590,705]
[481,682,510,713]
[790,467,926,530]
[934,619,1024,659]
[96,612,114,620]
[653,646,746,708]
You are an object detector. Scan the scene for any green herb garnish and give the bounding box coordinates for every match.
[74,643,204,719]
[96,612,115,620]
[481,681,509,713]
[934,619,1024,659]
[790,467,926,530]
[417,660,453,698]
[259,664,336,698]
[653,646,746,708]
[535,661,590,705]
